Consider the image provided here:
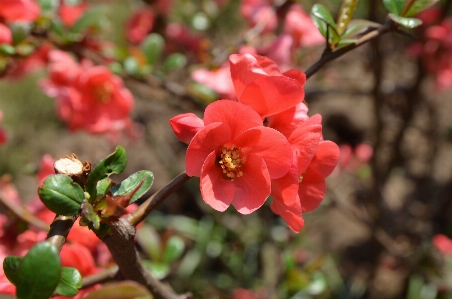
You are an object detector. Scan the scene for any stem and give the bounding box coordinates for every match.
[305,20,396,79]
[46,215,77,252]
[81,265,119,289]
[126,172,191,227]
[0,190,50,231]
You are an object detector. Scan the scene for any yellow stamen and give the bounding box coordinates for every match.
[218,145,246,181]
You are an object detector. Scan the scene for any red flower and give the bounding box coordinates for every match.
[169,113,204,144]
[283,4,325,48]
[240,0,277,33]
[58,1,88,27]
[433,234,452,255]
[172,100,293,214]
[126,7,155,44]
[0,24,12,45]
[0,0,40,22]
[191,63,237,100]
[0,111,7,145]
[40,50,134,135]
[229,53,306,118]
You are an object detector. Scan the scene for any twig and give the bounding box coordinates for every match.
[0,190,50,231]
[126,172,191,227]
[81,265,119,289]
[46,215,78,252]
[305,19,397,79]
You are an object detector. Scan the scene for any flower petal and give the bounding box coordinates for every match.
[231,154,271,214]
[270,195,304,233]
[203,100,263,138]
[289,114,322,173]
[283,69,306,87]
[298,166,326,213]
[170,113,204,144]
[309,141,340,177]
[267,102,309,138]
[186,122,231,177]
[234,127,292,179]
[229,53,269,98]
[200,151,236,211]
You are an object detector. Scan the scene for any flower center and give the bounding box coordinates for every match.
[93,82,114,103]
[218,145,246,181]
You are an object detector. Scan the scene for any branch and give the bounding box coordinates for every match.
[0,190,50,231]
[81,265,119,289]
[46,215,77,252]
[305,19,397,79]
[126,172,191,227]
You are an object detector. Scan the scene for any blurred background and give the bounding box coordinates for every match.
[1,0,452,298]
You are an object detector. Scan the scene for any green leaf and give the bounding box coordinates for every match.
[3,256,22,286]
[16,242,61,299]
[80,201,100,230]
[111,170,154,204]
[86,146,127,199]
[142,260,170,280]
[336,38,358,47]
[55,267,82,297]
[38,174,85,216]
[123,56,140,75]
[82,281,153,299]
[140,33,165,66]
[0,44,16,56]
[388,13,423,28]
[187,82,219,104]
[71,8,102,33]
[405,0,439,17]
[342,19,381,38]
[136,223,161,261]
[96,178,114,196]
[10,23,32,45]
[383,0,405,14]
[336,0,359,35]
[163,53,187,73]
[310,4,341,46]
[162,236,185,263]
[38,0,59,15]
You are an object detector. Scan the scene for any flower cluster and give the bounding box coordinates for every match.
[40,50,135,137]
[171,54,339,232]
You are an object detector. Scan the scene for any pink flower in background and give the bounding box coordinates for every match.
[0,111,7,145]
[191,63,236,99]
[126,7,155,44]
[337,143,373,172]
[171,100,293,214]
[283,4,325,48]
[40,50,135,135]
[258,34,294,72]
[59,1,88,27]
[240,0,277,33]
[433,234,452,255]
[0,0,40,22]
[0,24,12,45]
[165,22,204,54]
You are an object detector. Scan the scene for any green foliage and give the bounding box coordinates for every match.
[111,170,154,204]
[82,281,153,299]
[55,267,83,297]
[404,0,439,16]
[383,0,406,15]
[10,23,31,46]
[3,256,22,286]
[16,243,61,299]
[38,174,85,216]
[86,145,127,200]
[311,4,341,47]
[336,0,359,35]
[140,33,165,66]
[163,53,188,73]
[72,8,103,33]
[388,13,423,28]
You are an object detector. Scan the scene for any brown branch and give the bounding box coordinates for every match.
[0,191,50,231]
[305,19,397,79]
[126,172,191,227]
[46,215,77,252]
[81,265,119,289]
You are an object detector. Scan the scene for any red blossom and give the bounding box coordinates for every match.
[433,234,452,255]
[126,7,155,44]
[40,50,135,135]
[0,0,40,22]
[283,4,325,48]
[169,113,204,144]
[0,24,12,45]
[172,100,293,214]
[59,1,88,27]
[191,63,237,100]
[240,0,277,33]
[0,111,7,145]
[229,53,306,118]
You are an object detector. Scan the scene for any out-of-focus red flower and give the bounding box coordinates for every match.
[191,63,236,99]
[433,234,452,255]
[232,288,267,299]
[60,243,99,276]
[0,0,40,22]
[240,0,277,33]
[171,100,293,214]
[0,111,7,145]
[169,113,204,144]
[59,2,88,27]
[336,143,373,173]
[258,34,294,72]
[283,4,325,48]
[0,24,12,45]
[126,7,155,44]
[229,53,306,118]
[165,22,204,54]
[40,50,134,135]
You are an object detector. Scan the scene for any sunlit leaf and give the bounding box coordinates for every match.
[38,174,85,216]
[162,236,185,263]
[55,267,82,297]
[404,0,439,17]
[111,170,153,204]
[383,0,405,14]
[388,13,423,28]
[140,33,165,66]
[336,0,359,35]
